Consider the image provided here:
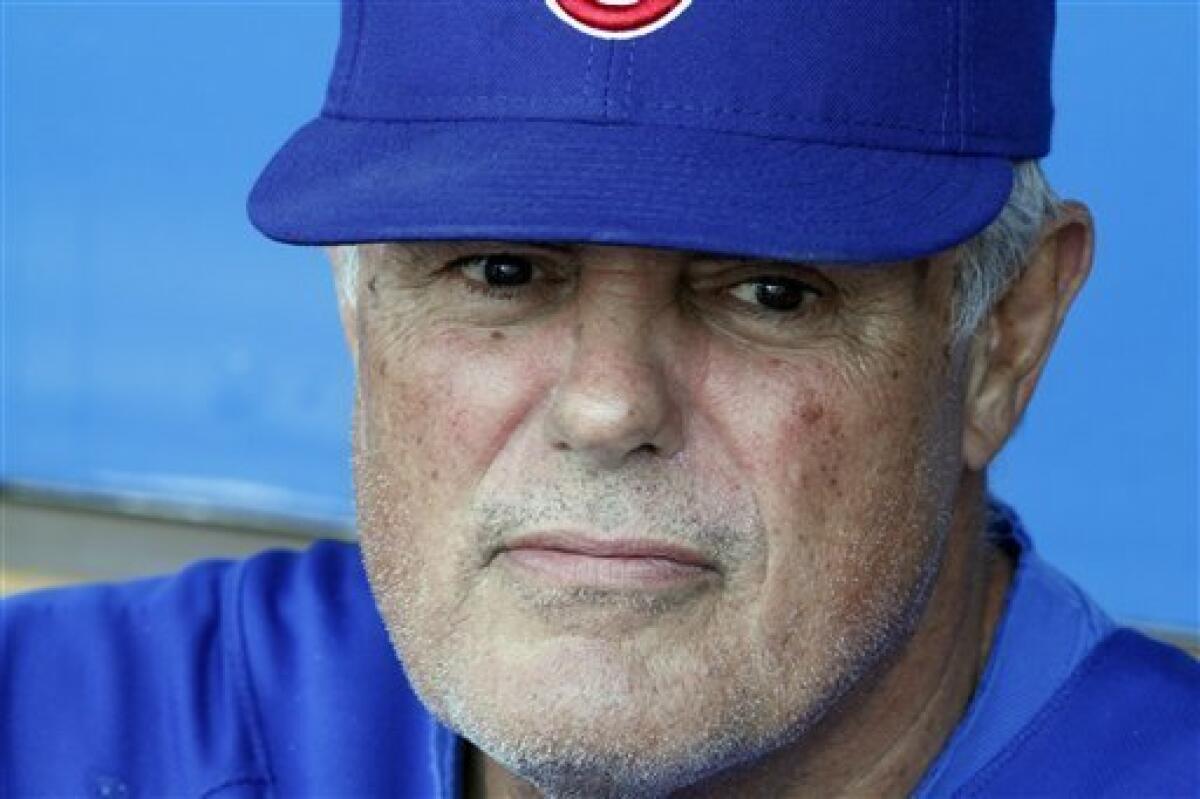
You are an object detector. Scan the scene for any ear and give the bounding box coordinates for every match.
[326,245,360,365]
[962,202,1095,470]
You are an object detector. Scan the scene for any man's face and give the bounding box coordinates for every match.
[350,242,968,792]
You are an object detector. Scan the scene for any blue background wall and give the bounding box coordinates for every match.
[3,1,1197,629]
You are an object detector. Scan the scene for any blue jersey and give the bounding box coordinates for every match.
[3,503,1197,797]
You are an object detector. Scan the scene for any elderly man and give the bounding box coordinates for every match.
[4,1,1197,797]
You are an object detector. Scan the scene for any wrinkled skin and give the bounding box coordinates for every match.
[338,212,1092,797]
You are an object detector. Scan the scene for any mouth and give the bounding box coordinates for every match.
[495,531,719,590]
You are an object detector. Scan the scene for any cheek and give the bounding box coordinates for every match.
[708,343,943,505]
[354,322,565,663]
[357,321,565,531]
[697,343,953,651]
[700,352,893,510]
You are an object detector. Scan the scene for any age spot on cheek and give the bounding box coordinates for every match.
[490,330,506,341]
[800,404,826,425]
[817,454,844,498]
[826,418,844,448]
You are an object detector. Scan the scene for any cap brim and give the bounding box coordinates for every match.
[248,116,1013,264]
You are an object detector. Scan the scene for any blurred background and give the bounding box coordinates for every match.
[1,1,1196,646]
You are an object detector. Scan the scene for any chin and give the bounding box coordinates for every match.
[400,626,838,799]
[443,694,777,799]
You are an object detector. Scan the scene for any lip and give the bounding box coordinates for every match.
[497,532,717,589]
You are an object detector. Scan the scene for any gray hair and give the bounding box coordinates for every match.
[951,160,1061,342]
[331,244,361,309]
[331,160,1060,343]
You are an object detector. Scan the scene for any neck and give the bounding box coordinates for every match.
[467,474,1013,798]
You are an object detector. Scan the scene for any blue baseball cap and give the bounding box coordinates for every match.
[248,1,1055,263]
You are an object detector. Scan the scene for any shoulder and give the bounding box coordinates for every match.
[2,539,361,797]
[1,540,360,676]
[959,629,1199,797]
[233,541,442,795]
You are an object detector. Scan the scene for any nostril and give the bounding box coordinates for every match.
[545,373,682,463]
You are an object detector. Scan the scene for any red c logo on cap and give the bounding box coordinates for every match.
[547,0,692,39]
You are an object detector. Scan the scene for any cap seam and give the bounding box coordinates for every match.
[940,0,954,149]
[316,108,1036,151]
[602,41,617,120]
[584,40,597,98]
[338,0,366,110]
[328,95,976,136]
[624,42,636,113]
[958,0,970,151]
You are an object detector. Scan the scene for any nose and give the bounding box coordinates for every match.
[545,317,684,469]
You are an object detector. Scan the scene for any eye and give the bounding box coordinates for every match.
[458,254,536,288]
[729,277,822,313]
